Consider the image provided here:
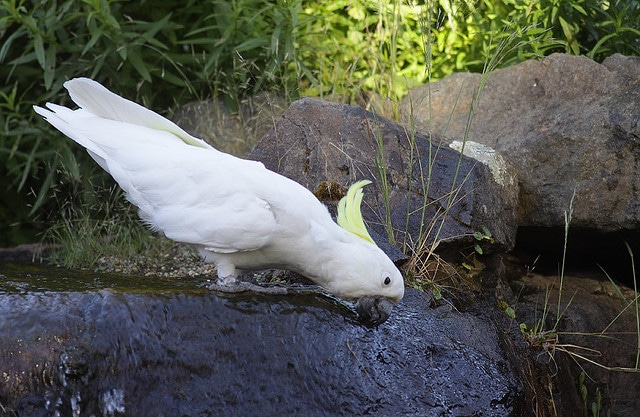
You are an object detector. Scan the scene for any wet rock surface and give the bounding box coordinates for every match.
[0,262,523,417]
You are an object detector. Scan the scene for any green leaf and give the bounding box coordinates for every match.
[558,16,574,41]
[158,70,187,87]
[571,4,587,16]
[117,45,127,60]
[127,49,151,82]
[235,38,269,51]
[142,13,173,40]
[83,27,104,55]
[29,158,58,215]
[431,285,442,300]
[44,43,56,90]
[505,306,516,319]
[0,27,27,63]
[33,33,46,69]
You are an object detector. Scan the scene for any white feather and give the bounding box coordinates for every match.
[33,78,405,304]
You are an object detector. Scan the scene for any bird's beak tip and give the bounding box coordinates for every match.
[354,296,395,327]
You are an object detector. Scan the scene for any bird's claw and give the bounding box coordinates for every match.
[216,275,237,286]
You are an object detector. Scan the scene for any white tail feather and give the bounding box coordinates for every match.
[64,78,214,150]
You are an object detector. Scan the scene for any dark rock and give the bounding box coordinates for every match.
[511,273,640,417]
[0,263,524,417]
[249,97,518,257]
[0,243,53,262]
[401,53,640,232]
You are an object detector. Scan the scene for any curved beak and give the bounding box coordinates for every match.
[354,296,395,327]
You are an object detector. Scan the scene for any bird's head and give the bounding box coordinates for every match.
[321,238,404,326]
[328,180,405,326]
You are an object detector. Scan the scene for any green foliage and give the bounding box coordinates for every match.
[298,0,428,101]
[43,185,170,269]
[406,270,443,300]
[176,0,306,107]
[472,225,493,255]
[0,0,305,248]
[580,371,615,417]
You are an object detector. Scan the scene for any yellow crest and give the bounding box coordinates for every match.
[337,180,375,244]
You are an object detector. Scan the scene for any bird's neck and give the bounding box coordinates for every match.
[286,221,361,288]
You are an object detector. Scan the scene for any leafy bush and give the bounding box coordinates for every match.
[1,0,638,248]
[0,0,304,245]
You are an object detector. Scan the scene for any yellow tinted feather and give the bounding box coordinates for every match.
[337,180,375,244]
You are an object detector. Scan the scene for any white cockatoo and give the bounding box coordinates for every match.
[34,78,404,325]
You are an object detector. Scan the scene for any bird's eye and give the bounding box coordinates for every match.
[384,276,391,285]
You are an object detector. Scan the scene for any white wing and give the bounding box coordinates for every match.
[34,104,277,253]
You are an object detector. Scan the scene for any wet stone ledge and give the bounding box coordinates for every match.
[0,262,523,417]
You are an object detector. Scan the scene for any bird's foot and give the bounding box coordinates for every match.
[217,275,237,286]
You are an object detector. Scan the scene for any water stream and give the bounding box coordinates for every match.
[0,262,522,416]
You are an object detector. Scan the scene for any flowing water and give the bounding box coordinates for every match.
[0,262,522,416]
